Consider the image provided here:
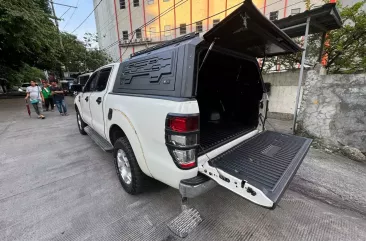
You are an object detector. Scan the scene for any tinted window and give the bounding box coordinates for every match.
[96,68,112,91]
[22,84,30,87]
[79,76,89,85]
[83,72,98,92]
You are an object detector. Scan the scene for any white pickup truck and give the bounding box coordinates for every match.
[73,1,311,211]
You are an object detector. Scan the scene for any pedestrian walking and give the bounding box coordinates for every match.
[50,80,68,116]
[41,81,54,111]
[25,80,45,119]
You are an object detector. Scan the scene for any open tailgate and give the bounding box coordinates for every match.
[203,0,302,57]
[199,131,312,209]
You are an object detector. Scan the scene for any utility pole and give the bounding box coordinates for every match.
[50,1,64,50]
[50,1,65,78]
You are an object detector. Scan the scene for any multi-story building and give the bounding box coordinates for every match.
[93,0,339,62]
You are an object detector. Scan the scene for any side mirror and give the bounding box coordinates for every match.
[264,82,271,93]
[71,84,83,92]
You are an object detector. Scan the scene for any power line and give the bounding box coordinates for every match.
[119,0,188,57]
[63,0,80,30]
[109,0,187,52]
[103,0,187,53]
[145,0,284,34]
[96,0,152,41]
[71,0,103,34]
[111,0,303,62]
[97,0,142,36]
[111,0,241,62]
[60,7,71,19]
[113,0,244,61]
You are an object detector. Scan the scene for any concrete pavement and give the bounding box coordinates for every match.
[1,97,366,241]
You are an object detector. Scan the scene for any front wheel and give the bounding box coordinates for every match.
[76,111,87,135]
[114,137,147,194]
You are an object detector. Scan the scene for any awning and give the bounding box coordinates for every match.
[273,3,342,38]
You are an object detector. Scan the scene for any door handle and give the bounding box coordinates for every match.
[96,97,102,104]
[85,96,89,102]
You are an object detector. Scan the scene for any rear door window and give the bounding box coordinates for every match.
[95,68,112,91]
[83,72,98,92]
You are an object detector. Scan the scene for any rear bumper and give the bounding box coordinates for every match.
[179,174,217,198]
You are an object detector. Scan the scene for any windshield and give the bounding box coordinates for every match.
[21,84,30,87]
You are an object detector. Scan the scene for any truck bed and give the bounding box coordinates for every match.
[199,122,255,155]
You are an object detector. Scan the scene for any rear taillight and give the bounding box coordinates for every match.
[165,114,199,169]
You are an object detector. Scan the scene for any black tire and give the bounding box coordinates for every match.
[113,137,147,194]
[76,111,87,135]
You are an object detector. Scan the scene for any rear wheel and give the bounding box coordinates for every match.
[76,111,87,135]
[114,137,147,194]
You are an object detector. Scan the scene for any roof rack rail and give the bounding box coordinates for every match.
[130,33,199,58]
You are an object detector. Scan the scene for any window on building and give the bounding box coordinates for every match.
[164,25,171,36]
[150,27,156,39]
[135,29,142,39]
[147,0,154,4]
[122,31,128,40]
[291,8,301,15]
[213,19,220,27]
[180,24,186,35]
[119,0,126,9]
[269,11,278,21]
[133,0,139,7]
[196,21,203,33]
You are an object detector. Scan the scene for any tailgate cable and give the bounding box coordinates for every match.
[259,54,277,132]
[198,39,217,72]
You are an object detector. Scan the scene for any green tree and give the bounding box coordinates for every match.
[322,1,366,73]
[0,0,61,77]
[85,49,112,71]
[60,32,111,72]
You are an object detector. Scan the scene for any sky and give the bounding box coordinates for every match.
[53,0,97,40]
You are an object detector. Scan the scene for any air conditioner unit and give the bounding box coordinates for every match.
[134,39,138,42]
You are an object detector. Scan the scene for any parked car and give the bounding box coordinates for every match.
[18,83,31,93]
[73,1,311,210]
[77,72,93,86]
[18,83,41,94]
[73,73,93,95]
[60,78,76,96]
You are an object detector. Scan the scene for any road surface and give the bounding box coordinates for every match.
[1,97,366,241]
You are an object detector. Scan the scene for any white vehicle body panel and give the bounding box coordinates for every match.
[105,94,200,188]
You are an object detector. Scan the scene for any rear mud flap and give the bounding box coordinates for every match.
[199,131,312,208]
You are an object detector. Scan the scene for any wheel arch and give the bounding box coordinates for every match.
[108,120,153,178]
[109,124,127,146]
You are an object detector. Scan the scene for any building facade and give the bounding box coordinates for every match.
[94,0,330,62]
